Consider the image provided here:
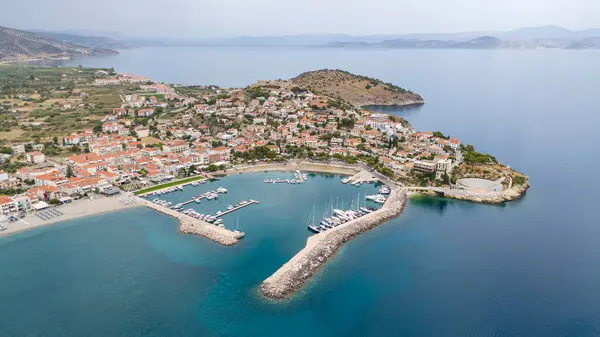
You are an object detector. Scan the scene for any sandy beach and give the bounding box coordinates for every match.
[0,196,142,237]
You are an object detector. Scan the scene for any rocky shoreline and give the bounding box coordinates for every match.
[444,183,529,204]
[259,188,407,300]
[411,182,530,204]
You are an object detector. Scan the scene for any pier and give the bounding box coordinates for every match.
[138,198,243,246]
[341,170,379,185]
[264,170,307,184]
[214,200,259,218]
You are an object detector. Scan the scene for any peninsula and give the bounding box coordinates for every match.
[257,69,424,107]
[0,65,528,297]
[0,25,118,63]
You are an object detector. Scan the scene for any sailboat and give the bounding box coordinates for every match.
[307,202,321,233]
[233,216,245,237]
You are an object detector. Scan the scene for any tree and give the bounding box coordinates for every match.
[24,144,33,152]
[53,136,59,145]
[66,165,74,178]
[0,147,13,155]
[93,124,102,134]
[84,144,90,153]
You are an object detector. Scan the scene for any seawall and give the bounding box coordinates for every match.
[139,199,242,245]
[259,188,407,299]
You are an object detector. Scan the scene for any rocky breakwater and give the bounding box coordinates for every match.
[259,188,407,299]
[139,199,242,246]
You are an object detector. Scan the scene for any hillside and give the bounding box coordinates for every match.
[0,26,117,61]
[32,31,133,50]
[290,69,423,106]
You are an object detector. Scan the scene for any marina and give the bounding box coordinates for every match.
[264,170,308,184]
[307,191,386,234]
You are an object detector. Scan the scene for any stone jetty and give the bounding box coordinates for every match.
[259,188,407,299]
[139,198,242,246]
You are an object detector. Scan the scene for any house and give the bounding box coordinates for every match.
[448,138,461,150]
[210,146,231,162]
[11,144,25,155]
[163,140,189,154]
[112,108,127,116]
[137,108,154,117]
[102,123,120,133]
[0,195,32,215]
[135,127,150,138]
[253,117,267,125]
[413,160,437,173]
[25,151,46,164]
[0,170,9,182]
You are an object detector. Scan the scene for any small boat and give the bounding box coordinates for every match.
[320,220,332,228]
[360,207,371,213]
[227,205,234,210]
[216,187,228,193]
[216,211,223,215]
[308,225,321,233]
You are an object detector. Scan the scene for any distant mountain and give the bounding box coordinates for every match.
[330,36,525,49]
[32,31,134,50]
[0,25,118,61]
[449,36,509,49]
[565,37,600,49]
[31,25,600,50]
[496,25,576,40]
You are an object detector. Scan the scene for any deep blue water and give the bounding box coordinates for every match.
[4,47,600,336]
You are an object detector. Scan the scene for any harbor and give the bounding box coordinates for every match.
[260,186,407,299]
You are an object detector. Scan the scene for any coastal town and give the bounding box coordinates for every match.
[0,65,529,299]
[0,67,527,231]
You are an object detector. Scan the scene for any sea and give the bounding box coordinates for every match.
[1,47,599,336]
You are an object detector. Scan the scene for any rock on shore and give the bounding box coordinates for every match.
[444,182,530,204]
[179,218,240,246]
[259,188,407,299]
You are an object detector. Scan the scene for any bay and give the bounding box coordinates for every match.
[2,47,599,336]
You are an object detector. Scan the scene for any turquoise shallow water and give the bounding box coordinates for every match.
[8,48,600,335]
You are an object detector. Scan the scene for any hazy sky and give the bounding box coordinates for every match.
[3,0,599,38]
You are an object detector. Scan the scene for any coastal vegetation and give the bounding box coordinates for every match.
[461,144,498,164]
[289,69,424,106]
